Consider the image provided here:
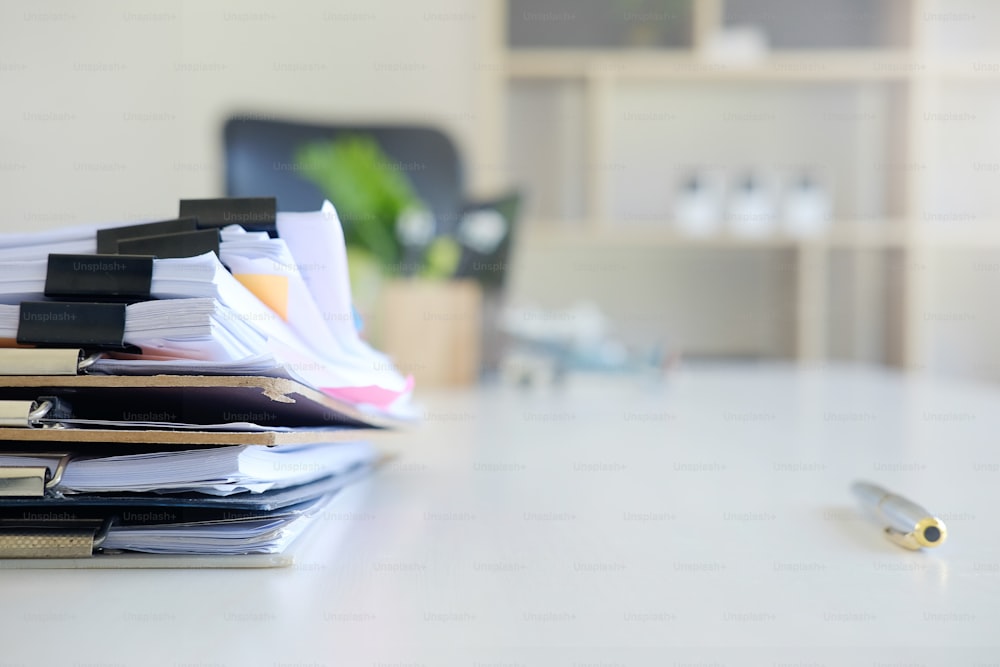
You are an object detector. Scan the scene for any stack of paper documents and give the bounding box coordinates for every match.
[0,197,412,566]
[0,201,412,415]
[99,496,328,555]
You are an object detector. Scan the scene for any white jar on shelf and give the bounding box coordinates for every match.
[727,172,775,237]
[781,172,832,237]
[673,171,723,237]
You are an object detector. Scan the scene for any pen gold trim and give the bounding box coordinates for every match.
[851,480,947,550]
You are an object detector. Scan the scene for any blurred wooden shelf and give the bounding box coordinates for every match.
[523,222,1000,248]
[922,56,1000,80]
[913,224,1000,246]
[507,50,923,82]
[522,221,911,248]
[493,0,1000,371]
[508,50,1000,83]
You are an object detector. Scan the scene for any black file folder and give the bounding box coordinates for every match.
[0,346,410,435]
[0,373,406,438]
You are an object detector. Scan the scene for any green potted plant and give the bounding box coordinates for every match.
[296,135,479,385]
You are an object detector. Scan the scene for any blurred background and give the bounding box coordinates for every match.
[2,0,1000,383]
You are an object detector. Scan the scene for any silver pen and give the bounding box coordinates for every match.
[851,480,947,550]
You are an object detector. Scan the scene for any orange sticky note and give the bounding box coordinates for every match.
[234,273,290,321]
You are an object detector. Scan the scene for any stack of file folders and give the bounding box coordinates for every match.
[0,197,414,567]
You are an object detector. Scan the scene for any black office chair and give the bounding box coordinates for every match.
[224,117,465,232]
[223,115,519,286]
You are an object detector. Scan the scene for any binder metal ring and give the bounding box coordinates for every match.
[0,451,73,497]
[77,352,102,372]
[28,400,53,424]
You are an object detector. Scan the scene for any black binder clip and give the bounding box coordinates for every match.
[44,254,154,300]
[96,217,199,254]
[180,197,277,235]
[16,301,139,352]
[115,228,220,258]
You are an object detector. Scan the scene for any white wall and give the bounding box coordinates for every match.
[4,0,1000,381]
[0,0,495,229]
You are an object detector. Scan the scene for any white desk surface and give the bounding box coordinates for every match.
[2,364,999,666]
